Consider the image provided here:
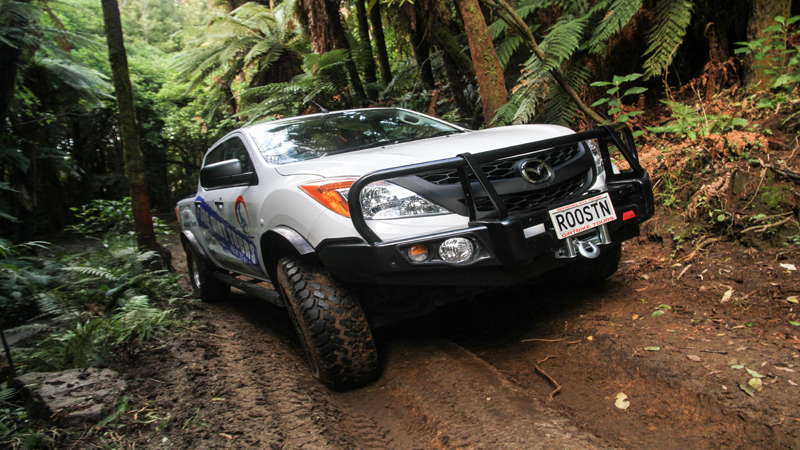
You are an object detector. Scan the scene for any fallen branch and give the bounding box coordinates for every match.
[537,355,557,365]
[521,337,565,343]
[676,264,692,281]
[534,365,562,400]
[755,158,800,183]
[740,216,795,234]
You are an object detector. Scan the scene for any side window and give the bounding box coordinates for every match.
[203,144,226,167]
[225,137,254,172]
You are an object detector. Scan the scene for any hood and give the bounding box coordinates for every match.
[273,124,574,178]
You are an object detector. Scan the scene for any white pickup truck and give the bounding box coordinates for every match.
[177,107,654,390]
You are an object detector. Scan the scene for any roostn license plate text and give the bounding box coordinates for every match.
[548,193,616,240]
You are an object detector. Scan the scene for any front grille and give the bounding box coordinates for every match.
[470,173,589,214]
[420,144,582,185]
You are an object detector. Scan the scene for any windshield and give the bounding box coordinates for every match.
[247,109,462,165]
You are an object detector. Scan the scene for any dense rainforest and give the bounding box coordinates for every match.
[2,1,800,448]
[0,0,797,243]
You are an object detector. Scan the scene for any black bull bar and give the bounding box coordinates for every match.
[347,124,648,244]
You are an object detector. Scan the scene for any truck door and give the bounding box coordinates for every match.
[195,135,266,279]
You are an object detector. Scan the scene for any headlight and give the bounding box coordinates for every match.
[585,140,605,177]
[358,181,451,219]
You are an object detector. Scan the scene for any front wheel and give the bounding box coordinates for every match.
[185,245,230,303]
[277,256,379,391]
[542,243,622,287]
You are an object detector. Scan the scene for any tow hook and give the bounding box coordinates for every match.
[555,225,611,259]
[577,240,600,259]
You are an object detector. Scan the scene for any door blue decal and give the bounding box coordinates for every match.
[195,196,264,275]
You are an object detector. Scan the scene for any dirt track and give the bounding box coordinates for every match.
[103,235,800,449]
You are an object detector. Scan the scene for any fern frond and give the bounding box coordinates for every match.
[585,0,643,54]
[642,0,694,79]
[62,265,118,281]
[35,292,77,318]
[541,63,592,126]
[134,251,158,263]
[524,16,588,77]
[496,35,523,70]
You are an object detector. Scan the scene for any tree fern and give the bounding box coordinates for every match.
[642,0,694,79]
[585,0,643,54]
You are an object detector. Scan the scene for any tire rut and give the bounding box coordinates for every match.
[334,338,618,450]
[203,304,345,450]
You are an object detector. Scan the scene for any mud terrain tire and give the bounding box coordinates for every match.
[277,257,379,391]
[543,242,622,287]
[186,245,230,303]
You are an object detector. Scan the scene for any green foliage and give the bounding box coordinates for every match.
[67,198,172,236]
[642,0,694,79]
[541,63,592,126]
[172,1,303,121]
[239,49,361,123]
[0,240,59,327]
[590,73,647,126]
[647,99,749,140]
[735,15,800,91]
[12,238,189,372]
[760,186,792,210]
[585,0,643,54]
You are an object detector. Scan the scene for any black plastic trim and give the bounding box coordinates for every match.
[181,230,209,262]
[267,226,316,256]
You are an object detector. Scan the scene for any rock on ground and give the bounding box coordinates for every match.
[11,368,127,427]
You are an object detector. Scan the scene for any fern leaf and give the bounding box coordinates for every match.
[585,0,643,54]
[542,62,592,126]
[642,0,694,79]
[62,266,117,281]
[525,16,588,77]
[496,35,523,70]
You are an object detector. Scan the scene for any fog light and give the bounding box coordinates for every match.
[407,244,429,262]
[439,238,475,264]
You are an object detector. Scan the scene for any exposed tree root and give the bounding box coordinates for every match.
[679,237,721,262]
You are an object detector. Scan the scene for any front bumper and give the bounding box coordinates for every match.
[317,175,652,286]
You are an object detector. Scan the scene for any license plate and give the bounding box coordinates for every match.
[549,193,616,240]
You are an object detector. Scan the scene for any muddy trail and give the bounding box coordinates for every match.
[78,234,800,450]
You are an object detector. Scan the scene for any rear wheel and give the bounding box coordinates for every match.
[185,245,230,303]
[277,256,379,391]
[542,243,622,287]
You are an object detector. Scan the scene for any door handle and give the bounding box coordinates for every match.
[215,201,224,209]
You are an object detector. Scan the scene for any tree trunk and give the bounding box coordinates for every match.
[324,0,367,104]
[369,1,393,85]
[457,0,507,125]
[298,0,367,103]
[356,0,379,100]
[101,0,171,267]
[746,0,791,87]
[412,0,436,90]
[0,0,31,141]
[432,17,476,120]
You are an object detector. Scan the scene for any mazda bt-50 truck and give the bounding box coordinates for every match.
[176,107,654,390]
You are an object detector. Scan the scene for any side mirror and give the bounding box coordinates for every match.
[454,122,471,130]
[200,159,258,189]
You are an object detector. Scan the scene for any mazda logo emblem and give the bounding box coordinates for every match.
[518,159,554,184]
